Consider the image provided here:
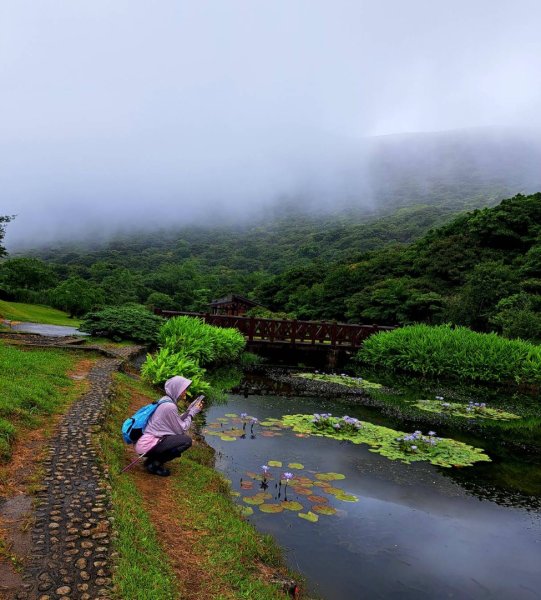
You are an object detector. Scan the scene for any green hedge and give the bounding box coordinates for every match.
[357,324,541,384]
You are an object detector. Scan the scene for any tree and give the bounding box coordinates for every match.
[49,277,104,317]
[0,215,14,258]
[0,257,58,291]
[490,293,541,342]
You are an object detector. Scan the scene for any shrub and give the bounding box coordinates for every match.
[140,348,211,397]
[158,316,245,366]
[79,305,164,344]
[356,324,541,384]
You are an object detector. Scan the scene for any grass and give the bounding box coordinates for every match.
[0,300,80,327]
[98,375,179,600]
[0,341,86,460]
[171,451,288,598]
[101,373,292,599]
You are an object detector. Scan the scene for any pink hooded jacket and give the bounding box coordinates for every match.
[135,376,198,455]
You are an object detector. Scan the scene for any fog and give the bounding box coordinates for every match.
[2,1,541,248]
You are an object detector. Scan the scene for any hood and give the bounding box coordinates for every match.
[164,375,192,402]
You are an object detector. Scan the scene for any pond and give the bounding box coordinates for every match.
[8,322,87,336]
[203,391,541,600]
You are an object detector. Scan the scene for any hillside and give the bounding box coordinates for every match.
[258,192,541,340]
[3,192,541,341]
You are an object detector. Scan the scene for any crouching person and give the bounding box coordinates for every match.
[135,375,203,476]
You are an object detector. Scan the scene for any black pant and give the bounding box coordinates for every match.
[145,434,192,464]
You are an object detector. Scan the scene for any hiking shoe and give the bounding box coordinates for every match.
[146,461,170,477]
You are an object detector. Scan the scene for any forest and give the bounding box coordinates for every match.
[1,192,540,341]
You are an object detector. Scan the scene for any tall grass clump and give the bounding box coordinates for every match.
[357,324,541,384]
[142,317,246,397]
[158,316,245,364]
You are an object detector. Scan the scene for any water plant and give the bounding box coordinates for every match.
[280,413,491,468]
[413,399,521,421]
[295,372,382,390]
[281,472,293,495]
[396,430,440,456]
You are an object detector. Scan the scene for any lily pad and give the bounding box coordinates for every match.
[226,429,245,437]
[334,492,359,503]
[259,503,284,513]
[307,495,328,504]
[224,413,238,417]
[241,481,254,489]
[292,487,312,496]
[313,481,332,488]
[259,420,277,427]
[315,472,346,481]
[230,491,240,497]
[322,486,344,496]
[298,511,319,523]
[291,477,313,487]
[281,501,303,511]
[216,418,229,422]
[312,504,337,516]
[261,431,282,437]
[267,460,283,467]
[242,492,271,505]
[243,495,265,505]
[220,435,237,441]
[287,463,304,469]
[238,506,254,516]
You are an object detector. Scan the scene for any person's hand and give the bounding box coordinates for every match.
[189,396,204,415]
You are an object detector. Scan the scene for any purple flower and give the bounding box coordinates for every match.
[411,445,418,451]
[428,431,436,436]
[435,395,444,401]
[251,417,258,424]
[240,412,248,419]
[261,465,270,473]
[333,423,341,429]
[282,472,293,480]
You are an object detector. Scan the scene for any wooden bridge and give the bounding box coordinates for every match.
[154,310,393,349]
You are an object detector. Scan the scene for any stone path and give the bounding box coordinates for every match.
[5,339,143,600]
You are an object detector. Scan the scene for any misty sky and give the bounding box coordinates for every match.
[2,1,541,246]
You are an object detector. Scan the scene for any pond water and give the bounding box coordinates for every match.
[203,393,541,600]
[8,322,87,336]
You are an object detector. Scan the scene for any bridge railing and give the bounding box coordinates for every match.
[154,310,394,348]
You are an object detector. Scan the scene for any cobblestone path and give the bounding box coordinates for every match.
[13,355,127,600]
